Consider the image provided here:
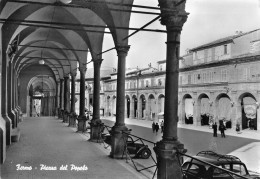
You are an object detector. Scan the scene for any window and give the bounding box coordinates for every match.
[188,74,191,84]
[158,79,162,86]
[179,76,182,85]
[146,80,149,87]
[224,45,227,54]
[221,69,227,81]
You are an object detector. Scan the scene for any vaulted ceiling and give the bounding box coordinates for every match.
[0,0,134,93]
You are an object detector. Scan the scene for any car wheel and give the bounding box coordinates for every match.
[141,148,151,159]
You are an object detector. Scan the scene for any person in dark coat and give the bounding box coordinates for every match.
[155,123,159,135]
[212,122,217,137]
[219,123,226,138]
[152,122,155,133]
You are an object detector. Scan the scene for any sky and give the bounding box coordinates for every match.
[93,0,260,70]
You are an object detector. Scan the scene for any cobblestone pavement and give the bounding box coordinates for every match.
[0,117,146,179]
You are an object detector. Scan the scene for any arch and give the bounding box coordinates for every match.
[238,92,258,130]
[181,93,194,124]
[197,93,210,126]
[112,95,116,116]
[125,95,130,118]
[132,95,138,118]
[139,94,146,119]
[148,94,156,120]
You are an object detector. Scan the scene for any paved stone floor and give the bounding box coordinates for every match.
[0,117,145,179]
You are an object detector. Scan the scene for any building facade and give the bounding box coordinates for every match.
[97,29,260,130]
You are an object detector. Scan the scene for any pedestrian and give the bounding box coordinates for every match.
[236,122,241,134]
[152,122,155,133]
[155,123,159,135]
[160,120,164,133]
[212,122,217,137]
[219,122,226,138]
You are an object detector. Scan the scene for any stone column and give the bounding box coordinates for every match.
[55,81,60,117]
[1,44,12,145]
[11,64,18,125]
[14,71,20,122]
[69,73,76,127]
[90,59,103,141]
[77,67,87,132]
[110,45,130,158]
[129,100,134,118]
[59,79,64,119]
[125,98,128,118]
[154,1,188,178]
[7,61,16,127]
[193,102,199,126]
[63,76,70,122]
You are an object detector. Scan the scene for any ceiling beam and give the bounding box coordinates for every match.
[16,56,78,61]
[6,0,163,15]
[0,19,167,33]
[14,44,88,52]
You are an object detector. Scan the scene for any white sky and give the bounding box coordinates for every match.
[95,0,260,70]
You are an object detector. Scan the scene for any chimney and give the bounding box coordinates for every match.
[235,31,243,35]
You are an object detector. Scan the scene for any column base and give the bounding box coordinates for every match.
[68,113,77,127]
[0,115,7,163]
[63,111,69,123]
[3,114,12,145]
[89,120,103,143]
[109,125,130,159]
[11,127,20,142]
[154,139,187,179]
[77,115,87,132]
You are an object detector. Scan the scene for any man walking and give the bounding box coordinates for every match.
[219,122,226,138]
[212,122,217,137]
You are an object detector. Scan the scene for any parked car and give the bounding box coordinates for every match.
[182,151,260,179]
[103,134,151,159]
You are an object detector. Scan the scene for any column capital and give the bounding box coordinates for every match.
[93,58,103,66]
[79,66,87,73]
[115,45,130,55]
[158,0,189,31]
[71,68,77,78]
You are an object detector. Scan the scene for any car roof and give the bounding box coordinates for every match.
[185,151,245,166]
[188,156,245,165]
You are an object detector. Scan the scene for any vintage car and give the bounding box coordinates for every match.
[103,134,151,159]
[182,151,260,179]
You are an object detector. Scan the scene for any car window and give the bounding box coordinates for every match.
[188,163,203,175]
[232,164,247,175]
[182,162,190,170]
[212,167,230,178]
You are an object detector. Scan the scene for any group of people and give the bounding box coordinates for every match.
[152,121,164,134]
[212,121,226,138]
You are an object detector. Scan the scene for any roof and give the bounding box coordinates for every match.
[190,29,260,51]
[85,68,113,79]
[126,67,151,75]
[157,60,166,64]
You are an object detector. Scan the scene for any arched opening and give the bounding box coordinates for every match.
[198,93,210,126]
[139,95,146,119]
[112,96,116,116]
[126,95,130,118]
[158,94,165,120]
[182,94,193,124]
[132,95,138,118]
[106,96,111,116]
[148,94,156,121]
[216,93,232,129]
[239,93,257,130]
